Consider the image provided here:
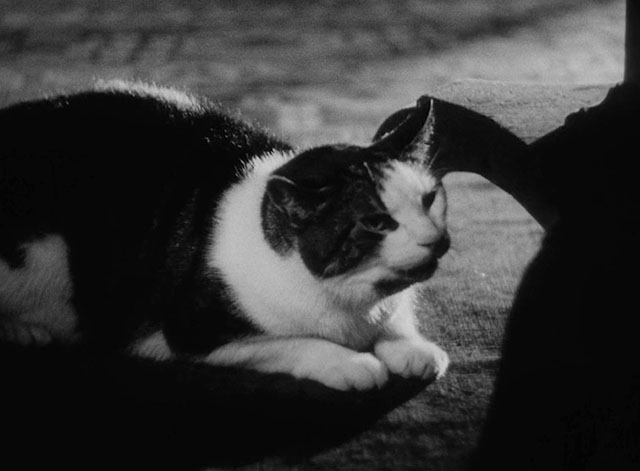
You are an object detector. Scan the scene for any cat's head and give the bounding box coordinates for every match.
[262,100,449,300]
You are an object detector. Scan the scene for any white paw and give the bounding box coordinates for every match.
[131,331,174,361]
[294,350,389,391]
[375,337,449,381]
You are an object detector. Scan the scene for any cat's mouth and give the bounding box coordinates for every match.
[375,259,439,295]
[373,234,449,295]
[398,258,439,280]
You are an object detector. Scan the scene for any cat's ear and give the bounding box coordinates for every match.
[372,98,439,167]
[265,176,329,227]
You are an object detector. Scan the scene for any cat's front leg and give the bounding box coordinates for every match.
[290,344,389,391]
[374,336,449,381]
[373,288,449,381]
[205,337,389,391]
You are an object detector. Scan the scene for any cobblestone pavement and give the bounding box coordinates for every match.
[0,0,625,146]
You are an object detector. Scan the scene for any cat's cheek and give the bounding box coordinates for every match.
[374,337,449,381]
[293,350,389,391]
[379,230,431,271]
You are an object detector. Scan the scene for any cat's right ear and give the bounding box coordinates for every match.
[372,107,417,144]
[371,98,439,169]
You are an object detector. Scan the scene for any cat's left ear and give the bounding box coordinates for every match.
[265,176,331,228]
[371,98,440,169]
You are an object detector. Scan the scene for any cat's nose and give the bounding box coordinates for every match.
[419,233,450,258]
[434,233,450,258]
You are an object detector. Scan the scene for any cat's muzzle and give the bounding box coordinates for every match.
[399,232,450,279]
[420,233,450,260]
[400,258,438,281]
[377,233,450,295]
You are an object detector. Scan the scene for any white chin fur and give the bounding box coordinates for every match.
[209,151,388,350]
[379,161,446,272]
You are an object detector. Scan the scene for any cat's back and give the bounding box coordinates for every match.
[0,81,290,347]
[0,80,291,229]
[0,80,287,173]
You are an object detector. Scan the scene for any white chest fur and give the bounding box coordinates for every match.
[209,152,389,351]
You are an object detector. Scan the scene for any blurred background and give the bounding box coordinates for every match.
[0,1,628,470]
[0,0,625,147]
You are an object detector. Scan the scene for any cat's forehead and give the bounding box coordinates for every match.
[277,145,384,186]
[379,161,437,212]
[275,146,436,203]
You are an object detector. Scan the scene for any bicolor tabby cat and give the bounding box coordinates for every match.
[0,80,449,391]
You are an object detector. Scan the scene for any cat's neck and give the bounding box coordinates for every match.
[208,151,387,348]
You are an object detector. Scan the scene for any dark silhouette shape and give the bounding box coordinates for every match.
[373,96,556,229]
[1,341,430,471]
[469,83,640,470]
[374,83,640,469]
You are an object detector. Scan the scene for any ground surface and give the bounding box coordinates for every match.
[0,1,626,470]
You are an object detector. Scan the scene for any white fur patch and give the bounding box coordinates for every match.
[131,330,174,361]
[206,336,389,391]
[206,155,449,388]
[202,284,448,388]
[374,336,449,380]
[379,162,446,270]
[209,151,390,351]
[373,287,450,380]
[0,234,78,345]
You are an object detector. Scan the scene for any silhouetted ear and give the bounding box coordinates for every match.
[401,98,437,164]
[372,107,415,143]
[371,98,438,167]
[265,176,328,228]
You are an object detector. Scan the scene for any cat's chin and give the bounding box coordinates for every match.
[375,259,439,296]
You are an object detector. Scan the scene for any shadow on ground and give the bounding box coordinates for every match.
[1,342,430,470]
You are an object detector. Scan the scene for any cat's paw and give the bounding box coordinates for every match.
[0,320,53,346]
[374,337,449,381]
[294,351,389,391]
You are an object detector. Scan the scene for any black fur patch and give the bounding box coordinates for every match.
[0,240,26,269]
[0,82,289,351]
[262,145,395,278]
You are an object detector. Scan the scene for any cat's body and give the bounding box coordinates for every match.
[0,80,449,390]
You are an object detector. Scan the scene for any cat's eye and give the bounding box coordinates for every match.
[421,191,437,210]
[359,213,399,233]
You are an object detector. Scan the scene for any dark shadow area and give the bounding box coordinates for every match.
[0,342,430,471]
[373,93,554,228]
[469,83,640,470]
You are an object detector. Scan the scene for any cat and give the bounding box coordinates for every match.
[0,79,450,392]
[470,83,640,469]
